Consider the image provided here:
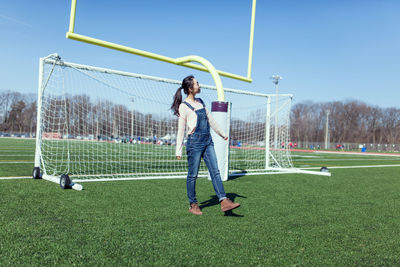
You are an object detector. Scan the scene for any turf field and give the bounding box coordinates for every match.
[1,137,400,265]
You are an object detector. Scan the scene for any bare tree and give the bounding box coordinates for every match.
[381,108,400,144]
[0,91,23,130]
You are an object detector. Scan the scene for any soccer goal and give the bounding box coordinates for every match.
[33,54,329,189]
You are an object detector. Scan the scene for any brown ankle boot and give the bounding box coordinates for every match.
[189,203,203,215]
[220,198,240,212]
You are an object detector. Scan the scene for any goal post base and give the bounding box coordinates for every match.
[42,174,84,191]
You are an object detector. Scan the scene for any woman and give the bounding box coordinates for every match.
[171,75,240,215]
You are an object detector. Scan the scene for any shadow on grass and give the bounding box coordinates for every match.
[199,192,247,217]
[228,170,248,181]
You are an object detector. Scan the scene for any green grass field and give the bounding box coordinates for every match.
[1,138,400,265]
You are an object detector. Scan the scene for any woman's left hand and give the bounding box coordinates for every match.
[224,136,228,141]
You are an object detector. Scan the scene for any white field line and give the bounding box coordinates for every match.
[292,155,320,158]
[0,161,34,164]
[312,151,400,157]
[0,155,35,157]
[1,157,398,164]
[0,159,180,164]
[2,164,400,181]
[0,150,35,152]
[297,158,400,161]
[0,176,31,180]
[301,164,400,170]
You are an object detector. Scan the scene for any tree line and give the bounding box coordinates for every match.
[0,90,178,139]
[1,90,399,146]
[291,100,400,145]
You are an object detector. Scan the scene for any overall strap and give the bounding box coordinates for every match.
[196,98,206,108]
[183,101,195,111]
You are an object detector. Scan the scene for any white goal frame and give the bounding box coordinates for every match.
[33,54,330,190]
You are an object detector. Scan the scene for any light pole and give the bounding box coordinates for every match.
[270,75,282,149]
[96,115,99,139]
[130,97,134,138]
[325,109,330,149]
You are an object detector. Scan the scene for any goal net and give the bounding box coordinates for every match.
[34,54,297,185]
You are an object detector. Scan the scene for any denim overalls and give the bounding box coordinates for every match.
[183,98,227,204]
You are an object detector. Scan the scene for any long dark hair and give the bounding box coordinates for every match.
[171,75,195,116]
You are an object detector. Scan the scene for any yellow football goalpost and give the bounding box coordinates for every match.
[66,0,257,101]
[63,0,258,184]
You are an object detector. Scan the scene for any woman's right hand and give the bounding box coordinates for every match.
[176,156,182,160]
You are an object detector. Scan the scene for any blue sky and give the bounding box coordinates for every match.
[1,0,399,108]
